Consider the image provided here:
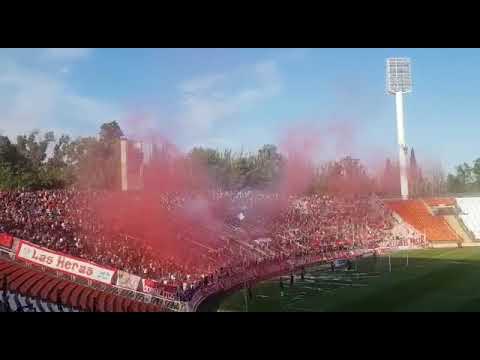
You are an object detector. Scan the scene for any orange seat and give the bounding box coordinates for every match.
[386,200,458,242]
[424,197,456,207]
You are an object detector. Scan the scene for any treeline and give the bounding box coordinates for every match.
[0,121,287,192]
[0,121,454,197]
[188,148,375,194]
[0,121,372,194]
[380,149,448,198]
[0,121,124,191]
[187,144,284,190]
[447,160,480,193]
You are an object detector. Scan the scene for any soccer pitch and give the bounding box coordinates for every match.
[200,248,480,312]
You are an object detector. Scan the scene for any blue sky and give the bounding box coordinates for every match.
[0,48,478,174]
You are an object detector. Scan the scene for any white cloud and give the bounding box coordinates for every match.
[179,73,226,94]
[178,59,283,136]
[0,55,122,139]
[0,51,284,152]
[43,48,92,61]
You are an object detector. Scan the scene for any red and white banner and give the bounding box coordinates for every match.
[141,279,177,299]
[0,233,13,249]
[141,278,163,297]
[116,270,141,291]
[16,240,116,285]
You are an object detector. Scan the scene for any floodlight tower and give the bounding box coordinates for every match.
[386,58,412,200]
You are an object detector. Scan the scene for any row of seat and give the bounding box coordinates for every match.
[385,200,458,242]
[423,197,457,207]
[0,258,162,312]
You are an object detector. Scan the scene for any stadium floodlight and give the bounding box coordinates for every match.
[387,57,412,200]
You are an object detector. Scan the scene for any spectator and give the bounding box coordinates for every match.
[0,189,422,303]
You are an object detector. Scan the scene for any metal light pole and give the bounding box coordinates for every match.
[387,58,412,200]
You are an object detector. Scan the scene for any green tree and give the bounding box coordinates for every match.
[100,121,124,143]
[472,158,480,191]
[15,130,55,169]
[447,173,462,193]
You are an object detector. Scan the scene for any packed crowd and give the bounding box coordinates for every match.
[0,189,423,303]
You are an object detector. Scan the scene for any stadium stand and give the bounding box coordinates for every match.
[0,257,160,312]
[456,197,480,240]
[0,190,429,311]
[385,200,458,243]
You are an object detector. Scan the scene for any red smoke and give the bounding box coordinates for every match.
[85,117,400,268]
[278,124,321,196]
[86,132,220,266]
[277,120,380,196]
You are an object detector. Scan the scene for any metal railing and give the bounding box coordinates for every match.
[0,247,187,312]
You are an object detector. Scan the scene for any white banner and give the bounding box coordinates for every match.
[116,270,141,291]
[16,241,116,285]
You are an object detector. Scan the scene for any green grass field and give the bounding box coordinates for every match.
[200,248,480,312]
